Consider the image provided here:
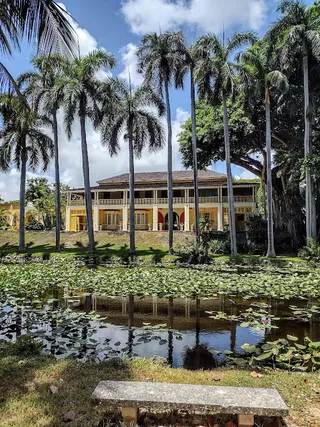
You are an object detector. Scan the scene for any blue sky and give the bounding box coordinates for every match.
[0,0,315,200]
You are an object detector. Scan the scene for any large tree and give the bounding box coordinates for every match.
[19,55,67,251]
[137,32,185,254]
[100,79,165,254]
[57,50,116,253]
[238,44,289,257]
[0,0,75,92]
[0,94,53,250]
[269,0,320,242]
[194,32,256,256]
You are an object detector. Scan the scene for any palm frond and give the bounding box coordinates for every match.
[226,32,257,55]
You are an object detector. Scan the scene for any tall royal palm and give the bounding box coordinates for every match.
[175,37,201,239]
[269,0,320,242]
[194,32,256,256]
[137,32,185,254]
[239,46,289,257]
[0,94,53,251]
[58,50,116,253]
[19,55,67,251]
[100,79,165,254]
[0,1,75,92]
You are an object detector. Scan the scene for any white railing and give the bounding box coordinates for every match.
[98,199,123,206]
[157,198,168,204]
[134,198,154,205]
[173,197,186,204]
[199,196,219,203]
[222,196,253,203]
[70,199,85,206]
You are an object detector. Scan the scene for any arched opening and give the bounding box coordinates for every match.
[164,212,179,230]
[180,212,185,224]
[158,211,164,224]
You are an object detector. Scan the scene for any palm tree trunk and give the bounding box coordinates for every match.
[303,47,316,242]
[79,109,95,253]
[128,131,135,255]
[19,142,27,252]
[222,94,237,256]
[190,66,200,241]
[53,109,61,252]
[265,89,276,257]
[164,77,173,254]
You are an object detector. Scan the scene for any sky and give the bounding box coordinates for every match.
[0,0,314,200]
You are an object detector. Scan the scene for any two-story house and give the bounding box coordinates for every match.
[65,170,259,233]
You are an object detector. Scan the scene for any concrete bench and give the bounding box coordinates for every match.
[91,381,288,426]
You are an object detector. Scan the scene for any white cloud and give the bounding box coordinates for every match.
[121,0,268,35]
[0,4,190,201]
[118,43,144,86]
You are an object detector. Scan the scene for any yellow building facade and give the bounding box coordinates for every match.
[65,171,259,233]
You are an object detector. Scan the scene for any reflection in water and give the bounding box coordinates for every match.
[1,292,319,370]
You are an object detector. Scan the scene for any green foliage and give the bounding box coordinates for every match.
[26,178,69,228]
[179,101,255,169]
[25,219,44,231]
[298,239,320,262]
[5,335,42,357]
[0,258,319,300]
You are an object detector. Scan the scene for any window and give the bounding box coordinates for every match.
[135,212,148,225]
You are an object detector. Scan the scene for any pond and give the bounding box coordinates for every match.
[1,290,319,370]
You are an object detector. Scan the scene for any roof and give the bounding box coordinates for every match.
[97,170,226,185]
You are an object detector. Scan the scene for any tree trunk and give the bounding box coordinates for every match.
[190,66,200,241]
[303,48,316,242]
[128,131,135,255]
[164,77,173,253]
[53,109,61,252]
[222,94,237,256]
[19,141,27,252]
[79,110,95,253]
[265,90,276,257]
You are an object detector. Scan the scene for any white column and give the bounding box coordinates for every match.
[184,204,190,232]
[123,206,128,231]
[218,204,224,231]
[185,188,189,203]
[153,204,158,231]
[65,207,71,231]
[93,206,99,232]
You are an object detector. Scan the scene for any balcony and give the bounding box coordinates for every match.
[222,196,253,203]
[134,198,154,205]
[70,199,85,206]
[98,199,123,206]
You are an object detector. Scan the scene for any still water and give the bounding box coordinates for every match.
[1,292,318,369]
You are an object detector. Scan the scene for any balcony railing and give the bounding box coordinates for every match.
[222,196,253,203]
[98,199,123,206]
[199,196,219,203]
[70,199,85,206]
[157,197,168,204]
[134,198,154,205]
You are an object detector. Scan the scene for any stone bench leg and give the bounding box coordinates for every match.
[238,414,254,427]
[121,406,139,426]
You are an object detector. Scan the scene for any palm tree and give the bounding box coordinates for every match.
[57,50,116,253]
[100,79,166,254]
[194,32,256,256]
[1,0,76,92]
[137,32,186,254]
[238,46,289,257]
[269,0,320,242]
[0,94,53,251]
[176,39,201,240]
[19,55,67,251]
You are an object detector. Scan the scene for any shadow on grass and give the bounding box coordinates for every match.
[0,353,133,426]
[0,242,171,261]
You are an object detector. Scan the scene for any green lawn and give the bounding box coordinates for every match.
[0,231,301,265]
[0,354,319,427]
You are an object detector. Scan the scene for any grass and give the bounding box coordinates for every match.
[0,354,319,427]
[0,231,301,264]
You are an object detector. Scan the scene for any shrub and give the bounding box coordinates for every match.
[298,239,320,263]
[26,219,44,231]
[8,335,42,356]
